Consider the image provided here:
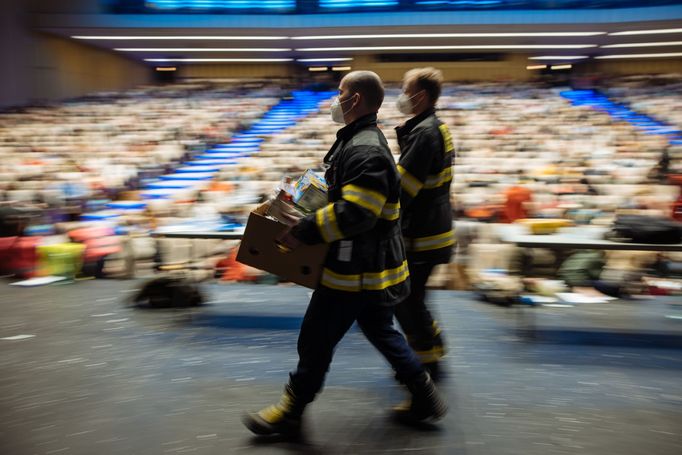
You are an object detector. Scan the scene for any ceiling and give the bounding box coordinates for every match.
[36,18,682,66]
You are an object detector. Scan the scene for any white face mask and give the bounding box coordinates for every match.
[330,95,355,124]
[396,92,422,115]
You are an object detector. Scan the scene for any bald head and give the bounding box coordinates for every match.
[341,71,384,112]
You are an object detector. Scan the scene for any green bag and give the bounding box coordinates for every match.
[558,250,605,287]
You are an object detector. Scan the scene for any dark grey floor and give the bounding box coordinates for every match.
[0,280,681,455]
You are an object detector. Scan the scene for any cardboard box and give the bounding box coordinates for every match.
[236,211,328,289]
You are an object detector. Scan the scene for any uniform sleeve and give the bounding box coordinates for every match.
[291,150,389,245]
[397,127,437,210]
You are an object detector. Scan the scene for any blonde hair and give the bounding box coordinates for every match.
[404,67,443,103]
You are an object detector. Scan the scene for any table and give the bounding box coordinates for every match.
[498,225,682,252]
[152,225,244,240]
[497,224,682,338]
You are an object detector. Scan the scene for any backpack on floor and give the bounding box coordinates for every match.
[133,276,204,308]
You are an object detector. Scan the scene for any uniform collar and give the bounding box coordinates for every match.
[336,113,378,141]
[325,113,378,165]
[395,107,436,136]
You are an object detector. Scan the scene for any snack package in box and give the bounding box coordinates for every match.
[293,170,328,213]
[266,190,306,226]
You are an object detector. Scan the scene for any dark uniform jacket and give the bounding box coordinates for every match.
[395,108,455,264]
[292,113,410,305]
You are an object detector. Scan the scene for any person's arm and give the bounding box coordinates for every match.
[397,128,436,210]
[289,151,390,246]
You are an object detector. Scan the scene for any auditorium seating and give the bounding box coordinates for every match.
[1,78,680,282]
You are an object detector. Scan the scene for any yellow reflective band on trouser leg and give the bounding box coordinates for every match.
[320,268,362,292]
[397,165,423,197]
[341,184,387,217]
[415,345,445,364]
[432,321,442,337]
[361,260,410,291]
[407,229,456,253]
[315,204,343,243]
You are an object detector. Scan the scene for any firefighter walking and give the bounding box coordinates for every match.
[394,68,455,380]
[243,71,447,436]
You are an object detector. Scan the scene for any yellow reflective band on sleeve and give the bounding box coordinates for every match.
[397,165,423,197]
[341,184,387,217]
[320,268,361,292]
[379,201,400,221]
[315,204,343,243]
[439,124,454,155]
[406,229,455,252]
[361,260,410,291]
[423,166,453,189]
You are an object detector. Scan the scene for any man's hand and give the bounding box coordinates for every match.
[275,228,301,253]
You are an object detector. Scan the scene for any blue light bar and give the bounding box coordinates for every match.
[146,180,198,189]
[196,154,246,160]
[175,165,221,173]
[107,201,148,210]
[160,173,215,181]
[320,0,398,7]
[147,0,294,10]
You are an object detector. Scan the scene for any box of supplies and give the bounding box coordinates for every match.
[236,208,328,289]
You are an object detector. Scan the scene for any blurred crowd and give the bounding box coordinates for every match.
[606,73,682,131]
[0,77,680,294]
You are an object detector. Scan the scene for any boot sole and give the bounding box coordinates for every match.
[242,413,274,435]
[392,404,448,425]
[242,413,301,436]
[392,412,445,427]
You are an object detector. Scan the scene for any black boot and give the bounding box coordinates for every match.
[393,372,447,423]
[423,361,443,383]
[242,383,306,436]
[414,324,446,382]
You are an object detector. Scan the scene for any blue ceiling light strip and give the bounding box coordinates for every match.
[146,0,295,10]
[137,1,682,13]
[320,0,398,7]
[560,90,682,145]
[415,1,502,5]
[136,90,336,201]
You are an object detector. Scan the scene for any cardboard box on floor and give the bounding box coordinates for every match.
[236,203,328,289]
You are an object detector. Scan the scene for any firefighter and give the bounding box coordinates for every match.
[394,68,455,381]
[243,71,447,436]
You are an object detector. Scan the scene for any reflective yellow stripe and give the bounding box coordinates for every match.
[315,204,343,243]
[341,184,386,217]
[423,166,453,189]
[397,165,423,197]
[433,321,442,336]
[320,267,361,292]
[362,260,409,291]
[415,346,445,363]
[439,124,454,155]
[258,404,285,423]
[257,391,293,423]
[320,261,410,292]
[406,229,455,252]
[379,201,400,221]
